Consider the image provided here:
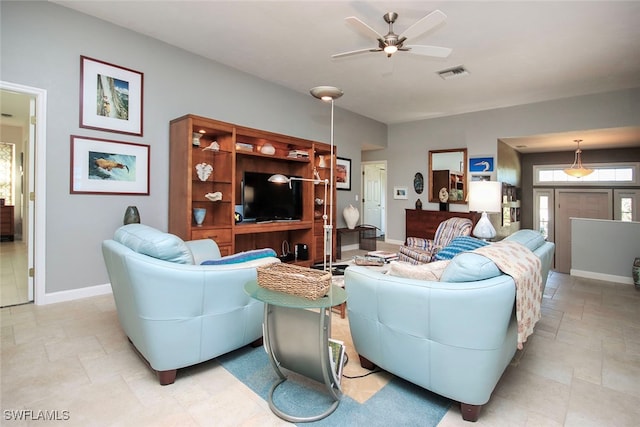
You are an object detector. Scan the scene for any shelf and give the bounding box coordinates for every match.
[234,220,313,234]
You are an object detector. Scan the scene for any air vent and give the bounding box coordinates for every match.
[437,65,469,80]
[1,113,13,118]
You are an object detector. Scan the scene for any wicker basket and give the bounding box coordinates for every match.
[257,263,332,300]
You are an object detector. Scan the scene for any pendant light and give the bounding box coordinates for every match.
[564,139,593,178]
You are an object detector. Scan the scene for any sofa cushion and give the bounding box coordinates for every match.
[434,236,489,260]
[387,260,450,281]
[114,224,194,264]
[503,229,545,252]
[440,252,502,282]
[201,248,277,265]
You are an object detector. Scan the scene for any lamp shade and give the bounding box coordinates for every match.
[468,181,502,213]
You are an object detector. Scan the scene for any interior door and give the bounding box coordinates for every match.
[362,162,385,237]
[555,189,612,273]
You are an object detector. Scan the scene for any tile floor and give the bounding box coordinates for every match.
[0,240,29,307]
[1,242,639,426]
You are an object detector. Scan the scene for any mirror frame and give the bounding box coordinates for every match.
[428,148,468,204]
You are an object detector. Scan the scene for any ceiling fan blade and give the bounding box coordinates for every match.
[332,48,380,59]
[399,10,447,41]
[344,16,385,42]
[406,45,452,58]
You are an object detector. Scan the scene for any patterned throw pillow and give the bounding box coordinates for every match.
[434,236,489,261]
[201,248,277,265]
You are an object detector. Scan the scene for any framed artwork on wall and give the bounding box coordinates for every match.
[70,135,150,195]
[336,157,351,190]
[393,186,408,199]
[80,56,144,136]
[469,156,494,173]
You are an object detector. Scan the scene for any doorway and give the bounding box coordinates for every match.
[0,82,46,306]
[554,189,612,273]
[361,161,387,238]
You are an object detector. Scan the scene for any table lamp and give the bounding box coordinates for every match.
[468,181,502,240]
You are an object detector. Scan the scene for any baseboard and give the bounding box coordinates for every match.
[341,243,360,252]
[570,269,633,285]
[38,283,112,305]
[385,238,404,246]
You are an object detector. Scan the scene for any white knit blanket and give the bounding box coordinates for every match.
[473,241,543,350]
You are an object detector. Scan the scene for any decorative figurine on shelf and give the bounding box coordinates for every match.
[318,155,327,168]
[205,192,222,202]
[193,208,206,227]
[439,187,449,212]
[123,206,140,225]
[192,132,203,147]
[415,198,422,210]
[202,141,220,152]
[195,163,213,181]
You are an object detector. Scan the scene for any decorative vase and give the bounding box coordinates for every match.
[633,257,640,290]
[343,204,359,229]
[415,198,422,210]
[193,208,206,227]
[318,155,327,168]
[123,206,140,225]
[192,132,203,146]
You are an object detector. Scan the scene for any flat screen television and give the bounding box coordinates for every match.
[242,171,303,222]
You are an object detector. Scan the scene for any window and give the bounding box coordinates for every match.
[614,189,639,222]
[534,163,638,186]
[620,198,632,221]
[533,189,554,242]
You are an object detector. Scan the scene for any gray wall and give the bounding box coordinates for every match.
[571,218,640,283]
[0,1,386,295]
[365,88,640,242]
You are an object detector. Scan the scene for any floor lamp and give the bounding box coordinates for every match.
[310,86,343,275]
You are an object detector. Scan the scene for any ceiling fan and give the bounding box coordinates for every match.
[332,10,452,59]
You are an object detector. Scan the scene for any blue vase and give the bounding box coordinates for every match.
[193,208,206,227]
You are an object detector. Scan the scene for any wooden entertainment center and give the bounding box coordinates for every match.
[169,114,336,265]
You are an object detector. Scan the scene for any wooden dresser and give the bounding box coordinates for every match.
[405,209,480,242]
[0,205,15,241]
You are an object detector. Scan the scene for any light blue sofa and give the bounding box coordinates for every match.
[102,224,279,385]
[345,229,555,421]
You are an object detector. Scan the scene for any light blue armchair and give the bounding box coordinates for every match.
[346,230,555,421]
[102,224,279,385]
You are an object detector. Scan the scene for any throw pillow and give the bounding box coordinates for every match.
[201,248,277,265]
[434,236,489,261]
[387,260,450,281]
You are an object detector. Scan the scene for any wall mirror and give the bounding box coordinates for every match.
[428,148,468,204]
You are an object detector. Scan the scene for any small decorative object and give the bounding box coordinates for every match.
[192,132,203,146]
[234,211,243,223]
[413,172,424,194]
[202,141,220,151]
[123,206,140,225]
[315,198,324,206]
[343,204,359,229]
[633,257,640,290]
[260,143,275,155]
[193,208,206,227]
[318,155,327,168]
[195,162,213,181]
[235,142,253,152]
[439,187,449,211]
[205,192,222,202]
[415,198,422,210]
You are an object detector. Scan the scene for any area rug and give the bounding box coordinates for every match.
[217,345,451,426]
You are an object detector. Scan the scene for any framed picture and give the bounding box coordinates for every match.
[336,157,351,190]
[469,156,494,173]
[70,135,150,195]
[471,174,491,181]
[393,186,408,200]
[80,56,144,136]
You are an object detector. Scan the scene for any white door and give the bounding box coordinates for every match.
[362,162,386,237]
[555,189,612,273]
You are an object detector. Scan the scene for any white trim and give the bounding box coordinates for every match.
[570,269,633,285]
[40,283,112,305]
[1,81,47,305]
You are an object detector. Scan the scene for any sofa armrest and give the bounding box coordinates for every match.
[185,239,222,265]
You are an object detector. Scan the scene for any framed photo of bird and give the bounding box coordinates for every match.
[70,135,150,195]
[80,56,144,136]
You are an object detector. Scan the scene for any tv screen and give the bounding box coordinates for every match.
[242,171,303,221]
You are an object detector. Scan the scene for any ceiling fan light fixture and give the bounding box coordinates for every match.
[384,45,398,55]
[563,139,593,178]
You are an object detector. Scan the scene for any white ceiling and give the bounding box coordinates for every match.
[5,1,640,153]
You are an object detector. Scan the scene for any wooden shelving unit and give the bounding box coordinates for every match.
[169,114,336,265]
